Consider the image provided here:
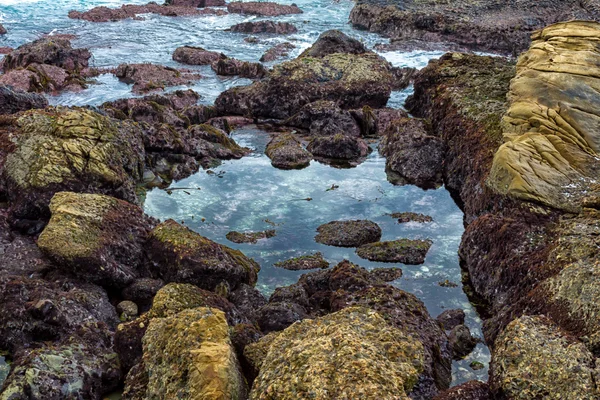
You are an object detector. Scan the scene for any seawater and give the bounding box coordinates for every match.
[0,0,488,387]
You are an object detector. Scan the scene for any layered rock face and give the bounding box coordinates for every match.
[407,20,600,400]
[350,0,600,54]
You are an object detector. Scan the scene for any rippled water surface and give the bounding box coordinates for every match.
[1,0,488,387]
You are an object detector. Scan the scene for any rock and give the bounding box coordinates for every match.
[134,307,247,399]
[227,1,302,16]
[260,42,295,62]
[185,124,251,161]
[487,21,600,212]
[229,21,297,34]
[226,230,276,244]
[315,220,381,247]
[274,252,329,270]
[307,134,371,160]
[356,239,432,264]
[379,117,445,189]
[0,47,11,54]
[229,283,268,321]
[145,219,260,291]
[211,58,268,79]
[172,46,226,65]
[165,0,225,6]
[247,306,424,399]
[448,325,478,359]
[490,315,598,399]
[114,63,202,93]
[255,301,307,333]
[2,107,145,219]
[1,36,90,72]
[469,361,485,371]
[0,24,6,35]
[68,3,227,22]
[369,267,403,282]
[349,0,600,55]
[0,85,48,115]
[215,31,395,119]
[284,100,362,137]
[269,285,310,309]
[230,323,263,382]
[37,192,152,289]
[436,309,465,331]
[117,300,139,319]
[122,278,165,313]
[433,381,492,400]
[265,133,312,170]
[299,29,368,58]
[388,212,433,223]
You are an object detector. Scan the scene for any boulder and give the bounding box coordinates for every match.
[265,133,312,170]
[448,325,478,359]
[436,309,465,331]
[115,63,202,93]
[226,230,276,244]
[211,58,268,79]
[356,239,432,264]
[259,42,295,62]
[255,301,307,333]
[307,134,371,160]
[379,117,445,189]
[227,1,302,16]
[433,381,492,400]
[247,307,424,399]
[68,3,227,22]
[215,31,395,119]
[0,85,48,115]
[315,220,381,247]
[274,252,329,270]
[300,29,368,58]
[172,46,226,65]
[229,21,297,34]
[284,100,362,137]
[1,36,90,72]
[0,24,6,35]
[145,219,260,291]
[229,283,268,322]
[2,107,145,219]
[490,315,598,399]
[165,0,225,6]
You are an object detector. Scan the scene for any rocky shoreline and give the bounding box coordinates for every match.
[1,0,600,398]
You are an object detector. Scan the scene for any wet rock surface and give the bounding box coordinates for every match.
[114,63,202,93]
[448,325,478,360]
[307,134,371,161]
[211,57,268,79]
[274,252,329,271]
[433,381,492,400]
[315,219,381,247]
[389,212,433,223]
[436,309,465,331]
[0,85,48,115]
[226,229,276,244]
[172,46,226,65]
[229,21,297,34]
[284,100,362,137]
[356,238,432,264]
[227,1,303,16]
[260,42,295,62]
[265,132,312,170]
[68,3,227,22]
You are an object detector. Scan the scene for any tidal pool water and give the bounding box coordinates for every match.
[1,0,487,389]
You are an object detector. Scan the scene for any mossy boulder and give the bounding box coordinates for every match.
[172,46,226,66]
[37,192,152,288]
[265,133,312,170]
[315,219,382,247]
[356,239,432,264]
[274,252,329,271]
[247,306,424,400]
[307,133,371,162]
[490,315,598,399]
[145,219,260,291]
[2,107,145,219]
[487,21,600,212]
[283,100,362,137]
[115,63,202,94]
[134,307,246,400]
[388,212,433,223]
[186,123,251,162]
[0,85,48,115]
[226,230,276,244]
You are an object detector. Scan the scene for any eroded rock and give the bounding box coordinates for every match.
[172,46,226,65]
[0,85,48,115]
[229,21,297,34]
[227,1,302,16]
[260,42,295,62]
[315,220,381,247]
[265,133,312,170]
[356,239,432,264]
[226,230,276,244]
[274,252,329,270]
[115,63,202,93]
[68,3,227,22]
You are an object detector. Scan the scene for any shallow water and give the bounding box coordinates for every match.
[1,0,487,389]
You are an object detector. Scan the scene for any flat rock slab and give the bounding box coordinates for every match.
[315,220,382,247]
[356,239,432,264]
[227,1,302,16]
[274,252,329,270]
[388,212,433,223]
[226,230,276,244]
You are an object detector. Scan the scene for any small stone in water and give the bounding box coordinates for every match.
[439,279,459,288]
[470,361,485,371]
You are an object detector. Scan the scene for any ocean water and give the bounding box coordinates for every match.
[0,0,488,389]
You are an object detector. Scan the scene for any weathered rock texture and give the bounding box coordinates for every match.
[68,3,227,22]
[265,133,312,170]
[115,63,202,93]
[350,0,600,55]
[315,219,381,247]
[0,85,48,115]
[227,1,302,16]
[172,46,226,65]
[229,21,297,34]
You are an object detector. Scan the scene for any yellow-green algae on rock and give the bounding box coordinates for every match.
[141,307,246,400]
[490,315,598,400]
[488,21,600,211]
[247,306,424,400]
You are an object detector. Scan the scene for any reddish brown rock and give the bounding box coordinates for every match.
[0,24,6,35]
[260,42,295,62]
[433,381,492,400]
[227,1,302,16]
[68,3,227,22]
[0,47,12,54]
[165,0,225,6]
[0,85,48,115]
[114,63,201,93]
[230,21,297,34]
[307,134,370,161]
[172,45,226,65]
[211,57,268,79]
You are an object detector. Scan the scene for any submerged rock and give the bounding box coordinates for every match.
[0,24,6,35]
[356,239,432,264]
[388,212,433,223]
[227,1,302,16]
[259,42,295,62]
[172,46,226,65]
[247,307,424,400]
[315,220,381,247]
[255,301,308,333]
[274,252,329,271]
[226,230,276,244]
[37,192,152,288]
[265,133,312,170]
[0,85,48,115]
[145,219,260,291]
[114,63,202,93]
[307,134,371,160]
[2,107,144,219]
[379,117,445,189]
[229,21,297,34]
[490,315,598,399]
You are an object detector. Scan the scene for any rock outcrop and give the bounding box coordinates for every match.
[114,63,202,93]
[227,1,302,16]
[68,3,227,22]
[229,21,297,34]
[315,220,381,247]
[260,42,295,62]
[0,85,48,115]
[265,133,312,170]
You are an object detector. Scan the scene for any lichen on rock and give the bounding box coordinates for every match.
[356,239,432,264]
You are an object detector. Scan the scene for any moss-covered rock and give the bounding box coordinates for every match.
[307,133,371,161]
[356,238,432,264]
[388,212,433,223]
[315,219,381,247]
[226,229,276,244]
[115,63,202,94]
[138,307,246,400]
[145,219,260,291]
[2,107,145,219]
[37,192,152,288]
[265,133,312,170]
[283,100,362,137]
[490,315,598,399]
[274,252,329,270]
[0,85,48,115]
[248,306,424,400]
